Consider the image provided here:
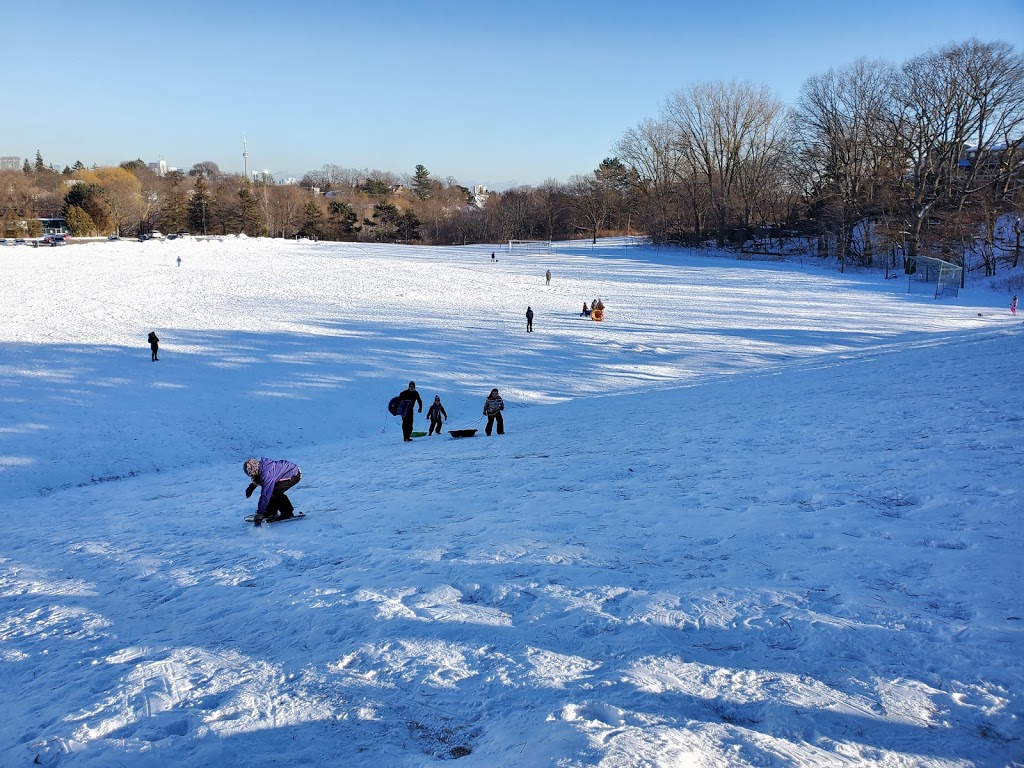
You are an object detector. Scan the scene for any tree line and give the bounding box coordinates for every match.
[2,38,1021,280]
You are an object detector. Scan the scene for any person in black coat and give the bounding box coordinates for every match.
[147,332,159,361]
[427,395,447,435]
[526,306,534,333]
[396,381,423,441]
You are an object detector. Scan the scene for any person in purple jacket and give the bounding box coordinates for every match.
[244,457,301,526]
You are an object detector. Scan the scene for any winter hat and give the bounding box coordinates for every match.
[434,395,441,402]
[243,458,260,478]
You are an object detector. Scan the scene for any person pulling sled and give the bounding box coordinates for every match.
[244,457,301,526]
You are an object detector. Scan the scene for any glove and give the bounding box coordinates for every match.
[245,483,257,498]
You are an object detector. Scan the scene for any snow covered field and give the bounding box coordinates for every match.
[1,237,1021,767]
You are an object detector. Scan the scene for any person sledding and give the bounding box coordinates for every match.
[427,395,447,435]
[244,457,301,526]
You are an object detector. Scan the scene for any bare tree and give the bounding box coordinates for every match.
[566,173,612,243]
[790,58,897,268]
[893,39,1024,272]
[664,80,788,247]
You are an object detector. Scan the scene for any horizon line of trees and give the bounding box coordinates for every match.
[3,38,1022,282]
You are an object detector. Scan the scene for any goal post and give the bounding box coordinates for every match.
[905,255,962,299]
[507,240,552,256]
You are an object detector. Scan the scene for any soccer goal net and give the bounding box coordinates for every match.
[508,240,552,256]
[905,255,962,299]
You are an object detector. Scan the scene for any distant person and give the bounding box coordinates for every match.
[526,306,534,333]
[483,388,505,436]
[545,269,551,285]
[580,302,591,317]
[244,457,301,526]
[491,252,496,262]
[427,395,447,435]
[147,331,159,361]
[395,381,423,442]
[1012,295,1018,315]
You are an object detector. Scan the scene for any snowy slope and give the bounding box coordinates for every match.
[1,237,1021,767]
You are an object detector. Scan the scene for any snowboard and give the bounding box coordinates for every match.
[244,512,307,526]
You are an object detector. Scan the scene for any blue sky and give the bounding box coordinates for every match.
[5,0,1022,189]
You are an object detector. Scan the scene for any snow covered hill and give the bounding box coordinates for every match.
[1,237,1021,767]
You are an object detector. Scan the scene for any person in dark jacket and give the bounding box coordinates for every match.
[148,332,159,361]
[483,388,505,435]
[396,381,423,441]
[427,395,447,435]
[526,306,534,333]
[244,457,301,526]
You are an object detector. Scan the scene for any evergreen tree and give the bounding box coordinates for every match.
[22,159,31,174]
[159,172,189,233]
[188,175,212,234]
[299,199,325,239]
[398,210,422,241]
[238,181,260,236]
[360,178,389,196]
[328,199,358,239]
[371,201,401,241]
[63,183,113,234]
[72,160,86,172]
[65,205,96,236]
[34,150,45,174]
[412,164,433,200]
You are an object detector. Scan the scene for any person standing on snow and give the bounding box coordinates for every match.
[147,331,159,361]
[244,457,301,526]
[427,395,447,435]
[483,388,505,435]
[1012,295,1018,315]
[396,381,423,442]
[545,269,551,285]
[526,306,534,333]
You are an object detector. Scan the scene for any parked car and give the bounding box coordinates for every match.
[14,238,26,245]
[0,239,7,245]
[41,235,67,246]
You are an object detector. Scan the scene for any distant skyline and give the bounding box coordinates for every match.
[4,0,1022,190]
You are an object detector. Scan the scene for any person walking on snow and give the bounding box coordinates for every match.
[526,306,534,332]
[396,381,423,441]
[147,331,159,361]
[484,388,505,435]
[244,457,301,526]
[427,395,447,435]
[1012,295,1018,315]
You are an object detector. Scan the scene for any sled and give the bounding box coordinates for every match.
[449,429,478,438]
[411,431,427,437]
[591,308,604,321]
[245,512,307,526]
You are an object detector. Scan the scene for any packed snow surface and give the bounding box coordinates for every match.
[1,236,1021,767]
